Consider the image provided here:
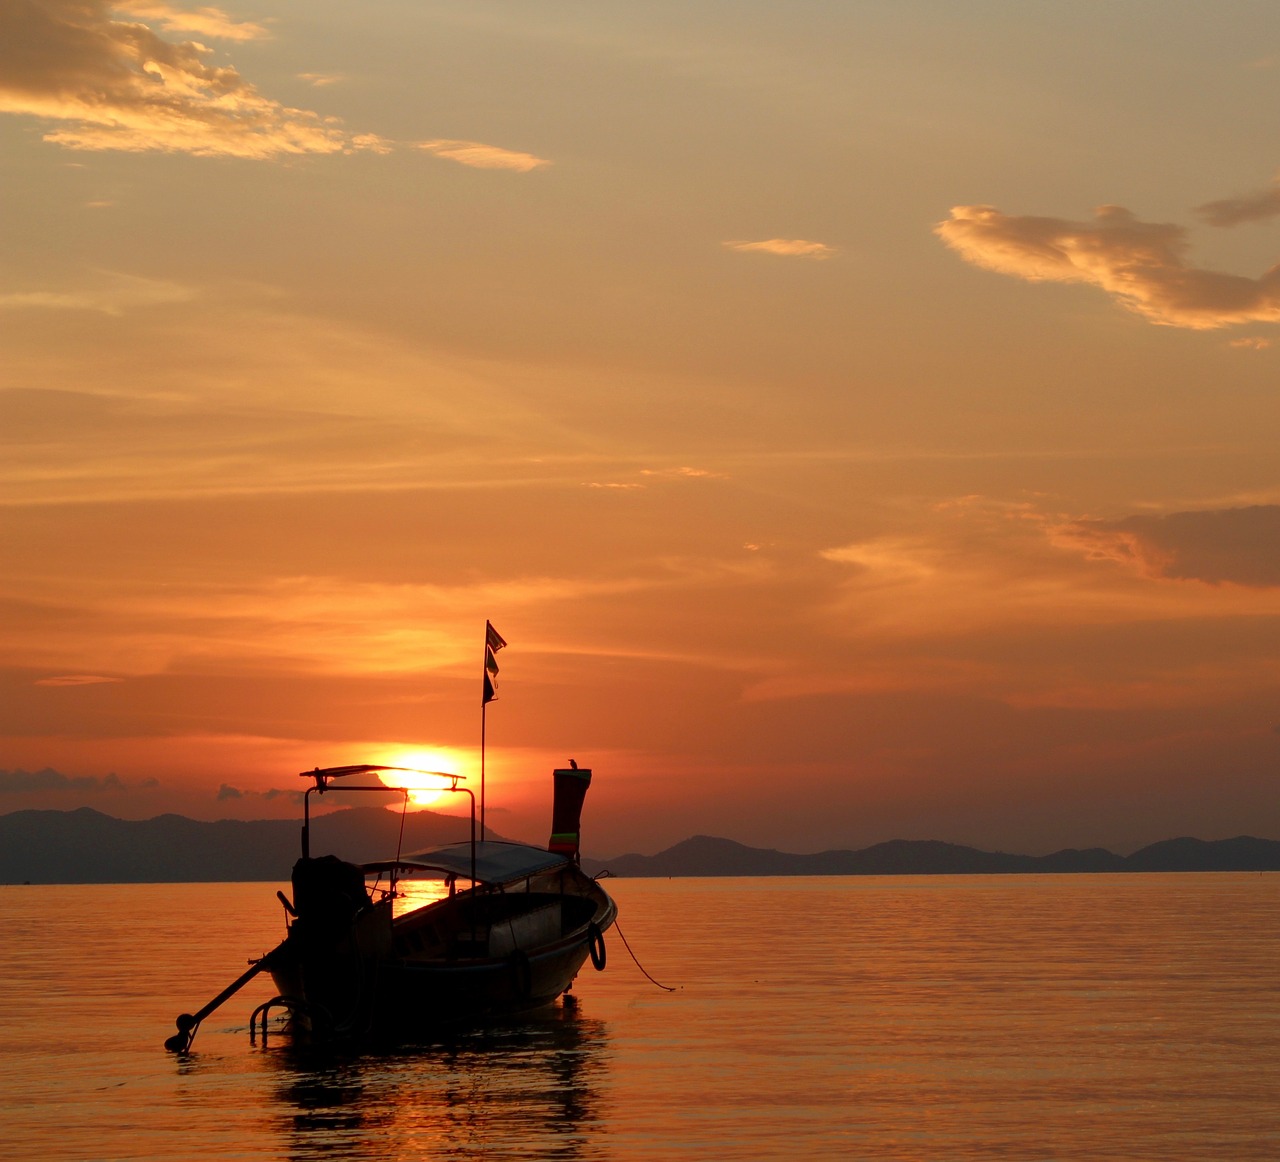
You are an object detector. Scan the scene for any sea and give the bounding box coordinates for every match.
[2,873,1277,1161]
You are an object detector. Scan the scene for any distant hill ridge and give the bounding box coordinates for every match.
[0,806,490,884]
[2,809,1279,883]
[578,833,1280,878]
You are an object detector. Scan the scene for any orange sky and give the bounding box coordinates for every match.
[4,1,1280,856]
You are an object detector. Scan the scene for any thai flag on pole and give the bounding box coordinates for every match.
[483,621,507,704]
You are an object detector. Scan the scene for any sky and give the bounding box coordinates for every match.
[4,0,1280,857]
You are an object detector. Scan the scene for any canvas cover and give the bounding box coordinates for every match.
[373,840,569,886]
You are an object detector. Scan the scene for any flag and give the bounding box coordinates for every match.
[483,620,507,704]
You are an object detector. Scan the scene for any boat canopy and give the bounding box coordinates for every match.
[362,840,569,887]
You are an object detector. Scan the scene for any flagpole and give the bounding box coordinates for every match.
[479,620,506,847]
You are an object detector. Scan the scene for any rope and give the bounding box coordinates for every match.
[612,918,677,992]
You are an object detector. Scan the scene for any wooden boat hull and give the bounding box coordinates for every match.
[374,930,600,1027]
[266,864,616,1041]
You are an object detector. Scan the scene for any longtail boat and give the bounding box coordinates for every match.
[165,762,616,1051]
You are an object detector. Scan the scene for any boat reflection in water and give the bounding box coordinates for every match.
[266,1006,611,1162]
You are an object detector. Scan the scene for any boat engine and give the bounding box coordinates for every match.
[289,855,371,939]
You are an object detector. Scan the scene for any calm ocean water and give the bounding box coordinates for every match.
[2,874,1277,1161]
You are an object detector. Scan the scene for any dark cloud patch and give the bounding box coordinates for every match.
[1196,185,1280,228]
[217,784,303,804]
[1065,505,1280,586]
[0,767,124,792]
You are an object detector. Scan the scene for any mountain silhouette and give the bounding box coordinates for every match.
[579,833,1280,878]
[0,805,491,884]
[2,809,1278,883]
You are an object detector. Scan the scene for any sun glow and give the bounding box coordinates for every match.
[373,747,471,809]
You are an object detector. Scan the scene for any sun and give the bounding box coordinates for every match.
[372,747,470,809]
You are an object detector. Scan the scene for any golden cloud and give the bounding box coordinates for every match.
[416,139,552,172]
[112,1,269,42]
[936,204,1280,329]
[0,0,357,158]
[722,239,835,259]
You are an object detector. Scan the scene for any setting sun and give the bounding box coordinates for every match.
[371,748,471,809]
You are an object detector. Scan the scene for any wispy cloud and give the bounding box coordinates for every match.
[416,139,551,171]
[0,271,197,315]
[583,466,725,490]
[298,72,345,88]
[723,238,835,259]
[112,1,269,42]
[0,0,363,158]
[820,538,938,583]
[936,204,1280,329]
[1228,336,1271,350]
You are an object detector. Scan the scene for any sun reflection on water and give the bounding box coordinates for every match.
[383,875,452,919]
[261,1007,610,1161]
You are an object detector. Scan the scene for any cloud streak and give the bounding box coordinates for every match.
[0,270,197,314]
[0,0,358,158]
[936,204,1280,329]
[416,139,551,171]
[723,239,835,259]
[34,674,123,686]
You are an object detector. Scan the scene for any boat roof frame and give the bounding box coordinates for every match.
[298,764,476,884]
